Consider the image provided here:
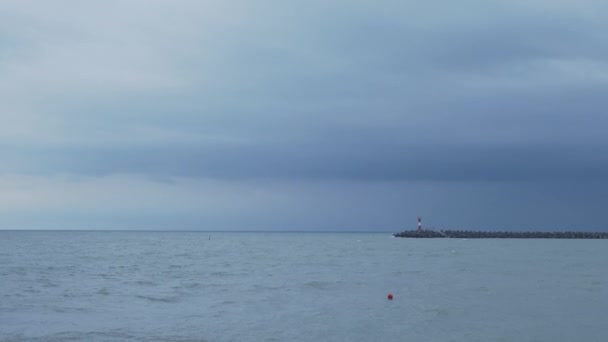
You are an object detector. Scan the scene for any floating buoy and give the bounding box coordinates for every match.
[387,293,393,300]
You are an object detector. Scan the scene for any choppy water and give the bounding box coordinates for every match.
[1,231,607,342]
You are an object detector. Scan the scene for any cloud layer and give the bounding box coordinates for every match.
[1,0,607,230]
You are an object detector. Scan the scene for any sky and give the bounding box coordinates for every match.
[1,0,607,231]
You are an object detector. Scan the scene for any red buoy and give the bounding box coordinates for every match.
[387,293,393,300]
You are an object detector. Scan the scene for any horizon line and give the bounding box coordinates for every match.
[0,229,395,233]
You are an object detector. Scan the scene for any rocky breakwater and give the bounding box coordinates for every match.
[393,230,608,239]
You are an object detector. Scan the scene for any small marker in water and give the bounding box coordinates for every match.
[387,293,393,300]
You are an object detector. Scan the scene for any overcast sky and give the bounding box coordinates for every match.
[1,0,607,231]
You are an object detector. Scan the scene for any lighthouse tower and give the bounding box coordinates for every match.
[417,217,422,231]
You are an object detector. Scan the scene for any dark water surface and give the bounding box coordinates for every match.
[1,231,607,341]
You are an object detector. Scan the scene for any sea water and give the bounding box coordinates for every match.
[1,231,607,342]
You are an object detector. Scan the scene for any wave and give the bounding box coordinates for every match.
[132,280,157,286]
[304,280,332,289]
[135,295,179,303]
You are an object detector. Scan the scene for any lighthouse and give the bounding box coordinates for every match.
[417,217,422,231]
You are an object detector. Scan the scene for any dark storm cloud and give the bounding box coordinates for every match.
[7,81,608,184]
[5,141,608,182]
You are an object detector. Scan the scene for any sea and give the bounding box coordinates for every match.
[1,231,607,342]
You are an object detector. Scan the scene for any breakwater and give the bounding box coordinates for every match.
[393,230,608,239]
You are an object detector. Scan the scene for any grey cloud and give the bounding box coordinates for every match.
[5,141,608,183]
[1,0,608,230]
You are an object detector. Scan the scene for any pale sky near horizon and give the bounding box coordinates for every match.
[1,0,607,231]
